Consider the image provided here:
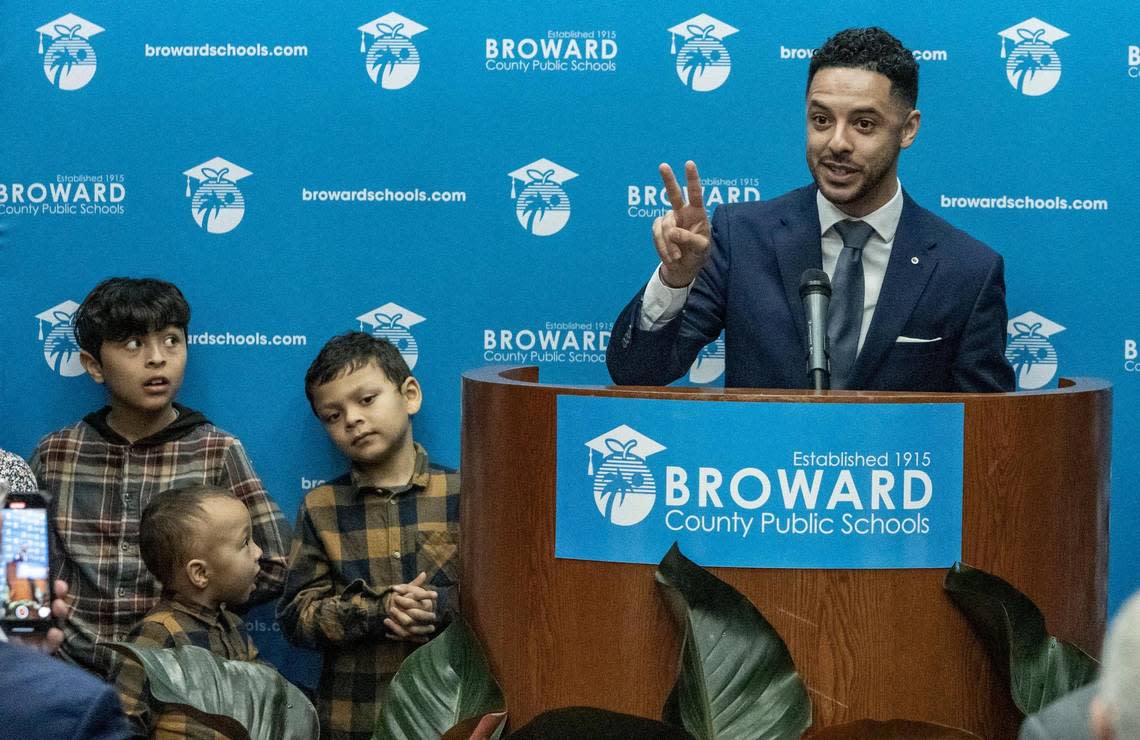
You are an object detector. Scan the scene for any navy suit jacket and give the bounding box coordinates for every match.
[608,186,1015,392]
[0,641,133,739]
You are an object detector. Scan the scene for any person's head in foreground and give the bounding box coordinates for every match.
[1092,591,1140,739]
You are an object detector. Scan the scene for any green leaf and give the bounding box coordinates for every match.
[109,643,318,740]
[655,543,812,740]
[509,707,695,739]
[441,712,507,740]
[943,562,1099,714]
[805,719,981,739]
[375,617,506,740]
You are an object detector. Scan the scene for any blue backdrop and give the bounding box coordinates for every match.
[2,1,1134,684]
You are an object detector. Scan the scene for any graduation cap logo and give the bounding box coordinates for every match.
[998,18,1069,97]
[183,157,252,235]
[357,302,426,369]
[586,425,665,527]
[359,12,427,89]
[669,14,738,92]
[509,159,578,237]
[37,13,104,91]
[689,336,726,385]
[35,300,85,377]
[1005,311,1065,390]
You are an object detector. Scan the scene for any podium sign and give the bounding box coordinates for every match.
[556,395,964,569]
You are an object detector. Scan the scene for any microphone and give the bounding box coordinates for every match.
[799,268,831,390]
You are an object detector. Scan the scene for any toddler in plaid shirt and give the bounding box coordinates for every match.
[278,332,459,740]
[114,485,263,738]
[30,277,289,678]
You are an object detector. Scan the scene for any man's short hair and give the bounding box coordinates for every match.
[140,485,235,588]
[1100,592,1140,737]
[808,27,919,109]
[74,277,191,361]
[304,331,412,411]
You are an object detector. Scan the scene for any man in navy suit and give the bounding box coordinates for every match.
[607,27,1014,392]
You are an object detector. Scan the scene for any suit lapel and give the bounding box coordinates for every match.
[774,188,823,351]
[848,192,938,389]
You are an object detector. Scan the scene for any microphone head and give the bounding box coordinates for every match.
[799,268,831,299]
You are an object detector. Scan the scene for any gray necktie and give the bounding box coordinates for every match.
[827,220,875,390]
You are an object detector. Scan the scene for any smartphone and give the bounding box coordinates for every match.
[1,491,54,634]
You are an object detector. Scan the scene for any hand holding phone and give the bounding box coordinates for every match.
[1,491,55,635]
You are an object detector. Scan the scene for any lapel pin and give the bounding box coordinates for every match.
[911,256,920,265]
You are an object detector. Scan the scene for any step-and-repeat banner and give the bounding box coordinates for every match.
[2,2,1134,683]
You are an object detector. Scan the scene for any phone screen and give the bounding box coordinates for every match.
[1,498,53,631]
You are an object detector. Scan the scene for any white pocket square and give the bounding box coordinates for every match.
[896,336,942,343]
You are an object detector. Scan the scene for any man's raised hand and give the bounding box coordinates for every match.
[653,160,711,288]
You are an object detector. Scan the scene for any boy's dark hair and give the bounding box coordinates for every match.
[304,332,412,411]
[140,485,235,588]
[808,27,919,109]
[74,277,191,360]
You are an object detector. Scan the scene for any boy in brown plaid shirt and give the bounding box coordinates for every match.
[278,332,459,740]
[114,485,263,738]
[30,278,289,678]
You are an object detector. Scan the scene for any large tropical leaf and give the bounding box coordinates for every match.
[805,719,981,739]
[109,643,318,740]
[509,707,695,739]
[375,617,506,740]
[943,562,1099,714]
[655,543,812,740]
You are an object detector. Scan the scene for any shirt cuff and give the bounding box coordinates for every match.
[638,265,693,331]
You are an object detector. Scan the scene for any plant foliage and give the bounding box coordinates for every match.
[375,617,506,740]
[110,643,318,740]
[943,562,1099,714]
[806,719,981,739]
[655,543,812,740]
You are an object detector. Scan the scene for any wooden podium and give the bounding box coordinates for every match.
[459,367,1110,738]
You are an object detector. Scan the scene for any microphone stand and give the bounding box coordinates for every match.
[800,269,832,391]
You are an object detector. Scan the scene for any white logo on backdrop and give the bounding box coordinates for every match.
[998,18,1069,97]
[358,12,427,89]
[689,337,726,384]
[668,14,738,93]
[508,159,578,237]
[35,300,85,377]
[356,302,426,369]
[484,29,618,73]
[183,157,252,234]
[37,13,103,91]
[1005,311,1065,390]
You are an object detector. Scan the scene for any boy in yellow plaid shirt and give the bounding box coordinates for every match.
[277,332,459,740]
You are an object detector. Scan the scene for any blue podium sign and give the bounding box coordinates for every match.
[556,396,964,569]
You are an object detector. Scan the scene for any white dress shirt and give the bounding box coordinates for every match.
[638,180,905,354]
